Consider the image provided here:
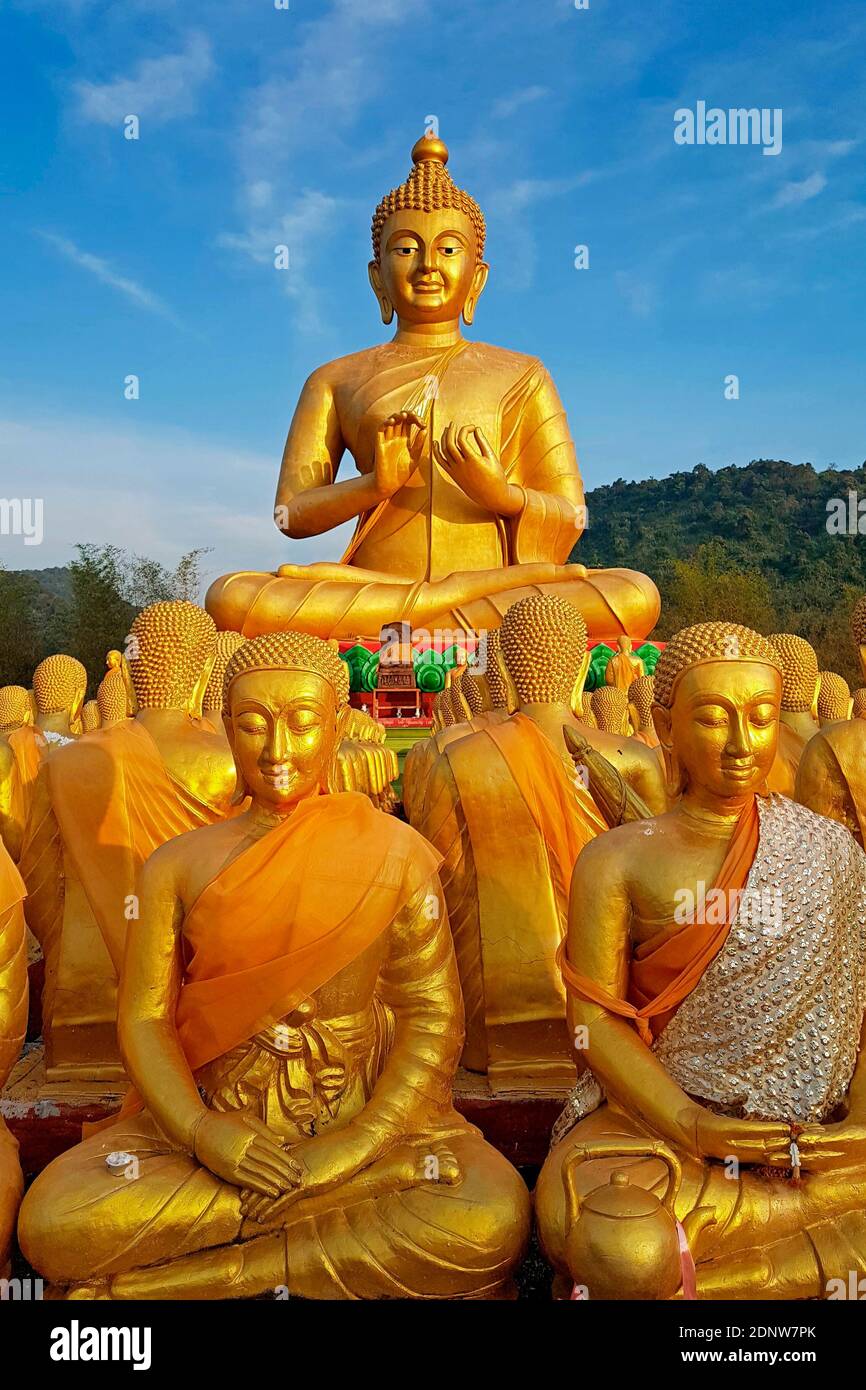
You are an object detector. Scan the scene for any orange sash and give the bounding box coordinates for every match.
[7,724,45,793]
[48,720,225,971]
[175,792,440,1072]
[559,798,760,1045]
[482,714,607,886]
[0,838,26,914]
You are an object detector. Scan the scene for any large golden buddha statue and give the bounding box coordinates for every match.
[21,602,237,1083]
[536,621,866,1300]
[19,631,530,1300]
[205,135,659,645]
[410,596,611,1090]
[0,837,26,1277]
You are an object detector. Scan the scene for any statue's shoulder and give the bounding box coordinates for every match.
[464,340,545,380]
[306,344,396,389]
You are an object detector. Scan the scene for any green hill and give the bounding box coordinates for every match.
[572,458,866,685]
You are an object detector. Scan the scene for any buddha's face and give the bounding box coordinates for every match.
[370,207,488,325]
[226,668,343,810]
[655,660,781,801]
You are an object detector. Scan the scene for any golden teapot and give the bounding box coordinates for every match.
[562,1138,684,1300]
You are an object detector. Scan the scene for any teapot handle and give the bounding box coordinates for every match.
[561,1137,682,1228]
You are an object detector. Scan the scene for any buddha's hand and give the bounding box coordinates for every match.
[434,424,522,518]
[690,1109,792,1167]
[773,1122,866,1173]
[193,1110,302,1196]
[372,411,426,500]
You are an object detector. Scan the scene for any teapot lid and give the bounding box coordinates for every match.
[581,1169,663,1219]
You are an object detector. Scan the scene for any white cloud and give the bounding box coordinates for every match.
[0,415,349,586]
[38,232,181,324]
[74,33,213,127]
[492,86,549,120]
[769,172,827,209]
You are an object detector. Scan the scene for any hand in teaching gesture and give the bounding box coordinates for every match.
[433,424,522,518]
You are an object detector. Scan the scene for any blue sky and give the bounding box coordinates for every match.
[1,0,864,589]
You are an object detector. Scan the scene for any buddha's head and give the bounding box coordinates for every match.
[369,134,489,329]
[628,674,655,732]
[0,685,34,734]
[432,689,454,730]
[482,629,510,711]
[653,622,782,803]
[817,670,852,725]
[853,688,866,720]
[80,700,100,733]
[460,668,489,716]
[33,655,87,732]
[97,667,129,726]
[591,686,629,735]
[128,602,216,713]
[223,631,351,811]
[579,691,597,728]
[852,597,866,683]
[203,630,245,714]
[499,595,589,712]
[766,632,820,720]
[617,635,633,655]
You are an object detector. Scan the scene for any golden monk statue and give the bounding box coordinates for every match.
[0,838,26,1277]
[536,621,866,1299]
[19,631,530,1300]
[767,632,820,745]
[817,670,852,726]
[80,700,100,732]
[403,638,507,824]
[795,602,866,847]
[96,649,137,728]
[591,685,629,735]
[21,603,236,1083]
[0,685,34,735]
[0,655,87,863]
[605,635,645,693]
[205,135,659,644]
[410,596,615,1091]
[628,674,660,748]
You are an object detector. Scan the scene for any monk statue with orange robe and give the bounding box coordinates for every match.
[205,134,659,645]
[605,635,645,692]
[21,602,236,1084]
[410,595,615,1091]
[796,597,866,847]
[536,621,866,1300]
[19,631,530,1300]
[0,654,87,863]
[0,837,27,1277]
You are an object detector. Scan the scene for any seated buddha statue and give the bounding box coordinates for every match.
[536,621,866,1300]
[96,649,138,727]
[795,602,866,847]
[409,595,614,1090]
[205,134,659,646]
[0,837,27,1277]
[0,655,87,863]
[817,670,852,726]
[403,645,508,824]
[20,602,237,1084]
[18,631,530,1300]
[591,685,629,735]
[0,685,34,736]
[628,674,660,748]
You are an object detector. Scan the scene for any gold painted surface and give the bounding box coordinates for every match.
[206,136,658,644]
[536,622,866,1299]
[18,633,529,1299]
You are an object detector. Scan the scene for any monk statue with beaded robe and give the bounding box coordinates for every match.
[536,622,866,1300]
[206,134,658,645]
[19,631,530,1300]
